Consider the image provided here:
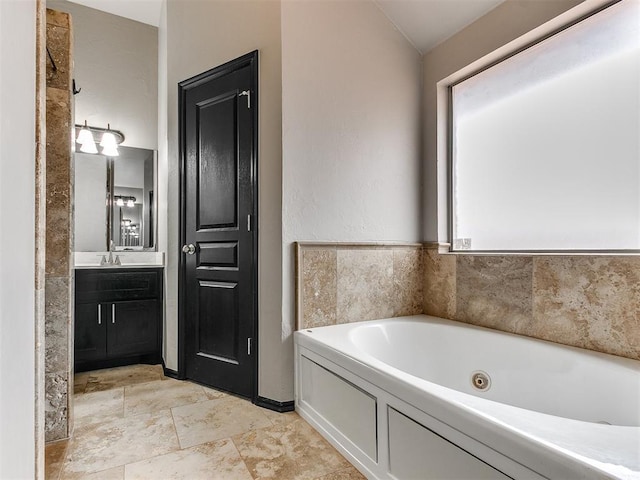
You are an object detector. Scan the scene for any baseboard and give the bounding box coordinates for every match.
[75,354,161,373]
[255,396,295,413]
[161,360,180,379]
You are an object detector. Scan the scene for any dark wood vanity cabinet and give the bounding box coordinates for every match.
[74,267,163,371]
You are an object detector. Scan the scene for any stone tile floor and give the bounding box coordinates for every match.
[46,365,365,480]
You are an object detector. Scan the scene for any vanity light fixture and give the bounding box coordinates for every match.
[100,124,119,157]
[74,122,125,157]
[114,196,137,208]
[79,135,98,154]
[76,120,98,154]
[76,120,94,145]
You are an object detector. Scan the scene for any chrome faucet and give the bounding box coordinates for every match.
[98,241,121,266]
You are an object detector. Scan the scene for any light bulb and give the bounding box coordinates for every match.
[126,198,135,208]
[101,143,119,157]
[80,139,98,154]
[116,198,125,207]
[76,126,94,145]
[100,131,116,147]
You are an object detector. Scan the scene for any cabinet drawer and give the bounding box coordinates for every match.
[76,268,162,302]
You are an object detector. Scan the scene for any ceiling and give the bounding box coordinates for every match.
[68,0,505,55]
[374,0,506,54]
[67,0,163,27]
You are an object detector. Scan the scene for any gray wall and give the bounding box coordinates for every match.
[74,153,107,251]
[48,0,158,150]
[281,0,423,398]
[164,0,424,402]
[164,0,284,399]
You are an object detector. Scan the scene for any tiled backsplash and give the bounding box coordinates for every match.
[296,243,423,329]
[296,242,639,361]
[424,246,640,361]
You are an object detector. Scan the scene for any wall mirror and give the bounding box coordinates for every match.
[74,146,157,251]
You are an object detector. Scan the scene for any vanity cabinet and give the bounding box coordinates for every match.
[75,267,163,371]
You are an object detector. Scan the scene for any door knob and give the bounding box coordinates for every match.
[182,244,196,255]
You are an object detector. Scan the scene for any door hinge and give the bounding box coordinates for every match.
[239,90,251,108]
[247,338,253,356]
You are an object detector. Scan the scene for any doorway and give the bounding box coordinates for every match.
[178,51,258,400]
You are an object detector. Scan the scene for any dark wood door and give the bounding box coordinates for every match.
[107,300,159,357]
[75,302,107,362]
[179,52,258,399]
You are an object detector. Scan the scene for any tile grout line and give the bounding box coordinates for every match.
[229,434,258,480]
[63,410,180,478]
[72,367,359,479]
[169,404,185,450]
[67,367,175,478]
[120,381,192,476]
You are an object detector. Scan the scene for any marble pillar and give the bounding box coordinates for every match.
[45,7,74,442]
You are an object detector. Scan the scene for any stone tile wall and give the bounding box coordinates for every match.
[45,8,74,442]
[296,243,423,329]
[35,0,47,475]
[296,242,639,361]
[423,245,640,361]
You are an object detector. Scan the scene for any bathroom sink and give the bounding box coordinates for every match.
[74,251,164,268]
[75,263,162,269]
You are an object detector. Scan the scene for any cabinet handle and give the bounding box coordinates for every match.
[97,304,101,325]
[112,304,116,324]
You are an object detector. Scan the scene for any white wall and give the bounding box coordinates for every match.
[0,0,37,477]
[281,0,422,397]
[165,0,284,400]
[48,0,158,150]
[422,0,584,241]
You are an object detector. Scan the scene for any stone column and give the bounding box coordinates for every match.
[35,0,47,474]
[44,7,74,442]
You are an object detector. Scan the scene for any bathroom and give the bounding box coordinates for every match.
[1,0,638,478]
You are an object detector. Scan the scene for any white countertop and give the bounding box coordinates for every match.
[74,251,164,268]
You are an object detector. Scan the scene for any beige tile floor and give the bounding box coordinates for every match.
[46,365,365,480]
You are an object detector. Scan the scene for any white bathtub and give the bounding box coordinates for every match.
[294,315,640,480]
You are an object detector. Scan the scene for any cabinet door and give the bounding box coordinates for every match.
[107,300,158,357]
[75,302,107,362]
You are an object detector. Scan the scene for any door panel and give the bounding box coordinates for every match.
[198,241,239,270]
[197,281,239,362]
[197,93,238,229]
[180,51,258,399]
